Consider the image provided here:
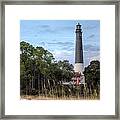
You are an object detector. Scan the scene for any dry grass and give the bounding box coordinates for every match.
[20,95,100,100]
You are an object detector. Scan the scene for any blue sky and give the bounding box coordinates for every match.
[20,20,100,66]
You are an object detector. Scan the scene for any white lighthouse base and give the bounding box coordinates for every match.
[74,63,85,84]
[74,63,84,74]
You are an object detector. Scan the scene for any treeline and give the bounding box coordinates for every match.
[20,41,100,99]
[84,60,100,96]
[20,41,74,96]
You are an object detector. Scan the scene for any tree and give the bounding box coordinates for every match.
[83,60,100,95]
[20,41,75,97]
[57,60,74,82]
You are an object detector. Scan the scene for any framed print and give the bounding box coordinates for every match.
[0,0,119,119]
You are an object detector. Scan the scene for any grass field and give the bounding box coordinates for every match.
[20,95,100,100]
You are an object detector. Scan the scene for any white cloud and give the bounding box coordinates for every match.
[90,55,100,62]
[52,50,74,64]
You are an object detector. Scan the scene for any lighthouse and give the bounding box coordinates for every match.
[74,23,84,74]
[74,23,85,84]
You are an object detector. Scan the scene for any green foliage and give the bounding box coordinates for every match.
[20,41,74,95]
[83,60,100,95]
[20,41,100,99]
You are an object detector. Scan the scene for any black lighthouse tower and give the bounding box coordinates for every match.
[74,23,84,74]
[73,23,85,85]
[75,23,83,64]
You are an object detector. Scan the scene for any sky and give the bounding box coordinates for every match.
[20,20,100,67]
